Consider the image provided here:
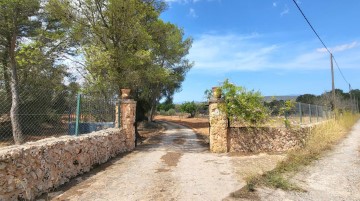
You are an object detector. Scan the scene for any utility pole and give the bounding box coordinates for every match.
[330,53,335,111]
[349,84,353,113]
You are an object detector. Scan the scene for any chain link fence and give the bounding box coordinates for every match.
[287,102,333,125]
[0,91,119,147]
[68,94,118,135]
[266,101,334,127]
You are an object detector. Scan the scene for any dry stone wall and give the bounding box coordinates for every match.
[208,96,311,153]
[0,97,136,200]
[0,128,132,200]
[228,127,309,153]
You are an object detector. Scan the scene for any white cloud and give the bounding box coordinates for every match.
[317,41,358,53]
[188,33,360,74]
[280,5,289,16]
[188,8,198,18]
[273,2,277,7]
[188,33,278,72]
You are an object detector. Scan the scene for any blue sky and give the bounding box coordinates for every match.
[160,0,360,103]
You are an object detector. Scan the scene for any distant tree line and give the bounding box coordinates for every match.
[264,89,360,115]
[295,89,360,111]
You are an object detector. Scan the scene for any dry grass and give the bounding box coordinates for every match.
[241,113,360,195]
[264,116,328,128]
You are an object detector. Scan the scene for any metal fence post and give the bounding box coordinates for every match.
[309,104,311,123]
[299,103,302,124]
[316,105,319,122]
[299,102,302,124]
[75,93,82,136]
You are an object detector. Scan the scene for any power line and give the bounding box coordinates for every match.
[332,57,349,85]
[291,0,330,54]
[291,0,350,86]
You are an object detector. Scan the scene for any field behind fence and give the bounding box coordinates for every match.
[267,102,334,127]
[0,92,118,147]
[158,100,339,128]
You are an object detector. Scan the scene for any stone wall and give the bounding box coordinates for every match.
[0,98,136,200]
[228,127,309,153]
[208,95,310,153]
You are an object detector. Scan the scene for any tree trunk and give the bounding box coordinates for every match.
[2,50,11,101]
[148,98,157,122]
[148,104,155,122]
[9,33,23,144]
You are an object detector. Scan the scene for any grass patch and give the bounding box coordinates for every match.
[242,113,360,194]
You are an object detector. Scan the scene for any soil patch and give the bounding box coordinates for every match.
[155,168,171,173]
[173,137,186,145]
[160,151,183,167]
[154,115,209,137]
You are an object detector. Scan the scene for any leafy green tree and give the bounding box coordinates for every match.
[157,99,175,112]
[264,99,285,115]
[180,101,197,117]
[0,0,41,144]
[296,94,318,105]
[50,0,192,121]
[219,79,269,124]
[138,21,192,121]
[0,0,79,144]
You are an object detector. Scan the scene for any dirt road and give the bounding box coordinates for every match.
[40,121,284,201]
[257,120,360,201]
[44,121,242,200]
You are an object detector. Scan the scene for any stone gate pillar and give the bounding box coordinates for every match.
[209,95,229,153]
[120,98,136,150]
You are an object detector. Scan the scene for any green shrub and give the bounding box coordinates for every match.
[219,79,269,124]
[157,101,175,111]
[167,108,176,116]
[180,101,197,117]
[159,110,166,115]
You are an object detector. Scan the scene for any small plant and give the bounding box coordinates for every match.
[284,118,291,128]
[279,100,296,128]
[245,176,259,192]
